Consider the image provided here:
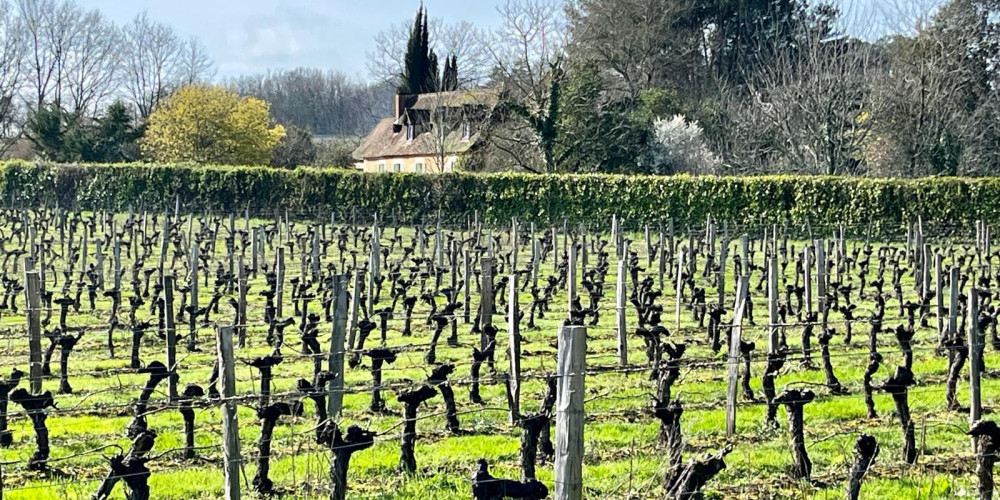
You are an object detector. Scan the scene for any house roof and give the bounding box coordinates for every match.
[408,89,499,111]
[352,117,481,161]
[353,89,499,161]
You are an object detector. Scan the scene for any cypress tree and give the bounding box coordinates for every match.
[442,55,458,91]
[400,6,426,94]
[427,50,440,93]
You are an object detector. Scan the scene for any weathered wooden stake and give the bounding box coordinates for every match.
[164,275,177,400]
[328,275,348,419]
[768,256,779,353]
[970,289,982,439]
[726,276,749,437]
[675,249,685,330]
[508,273,521,424]
[216,325,241,500]
[26,271,42,395]
[554,324,586,500]
[616,258,628,366]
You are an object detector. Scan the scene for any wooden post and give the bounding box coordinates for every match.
[81,224,88,279]
[511,218,519,272]
[815,239,827,329]
[718,237,728,306]
[159,213,169,279]
[95,238,104,289]
[276,247,285,319]
[552,226,559,274]
[567,241,577,313]
[645,224,652,269]
[768,255,779,354]
[726,276,749,437]
[969,288,982,429]
[532,238,540,290]
[616,258,628,366]
[164,274,177,400]
[251,227,259,279]
[237,259,247,348]
[258,224,266,272]
[508,273,521,424]
[113,238,122,292]
[189,240,199,350]
[481,257,494,348]
[658,229,666,290]
[949,267,959,344]
[922,243,931,299]
[312,229,321,281]
[741,234,749,275]
[26,270,42,395]
[935,254,944,339]
[611,215,619,261]
[834,225,842,284]
[463,248,471,323]
[347,271,361,351]
[328,275,348,418]
[675,249,684,330]
[555,324,586,500]
[804,247,813,315]
[368,224,379,317]
[216,325,242,500]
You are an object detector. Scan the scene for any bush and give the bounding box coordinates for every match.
[0,161,996,234]
[649,115,720,174]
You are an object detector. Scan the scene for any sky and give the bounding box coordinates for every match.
[75,0,936,81]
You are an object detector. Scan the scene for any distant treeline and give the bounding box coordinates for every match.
[225,69,394,138]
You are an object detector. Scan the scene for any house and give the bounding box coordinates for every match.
[352,89,499,173]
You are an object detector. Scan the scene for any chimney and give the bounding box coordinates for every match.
[395,93,413,120]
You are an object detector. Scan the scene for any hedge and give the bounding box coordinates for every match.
[0,161,996,233]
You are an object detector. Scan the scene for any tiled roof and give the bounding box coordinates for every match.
[352,89,498,160]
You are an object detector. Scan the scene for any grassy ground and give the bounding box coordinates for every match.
[0,216,991,499]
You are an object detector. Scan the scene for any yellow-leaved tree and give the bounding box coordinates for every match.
[142,85,285,165]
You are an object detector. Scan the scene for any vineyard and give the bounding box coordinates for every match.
[0,206,995,500]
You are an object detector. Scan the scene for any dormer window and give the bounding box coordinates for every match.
[406,123,415,141]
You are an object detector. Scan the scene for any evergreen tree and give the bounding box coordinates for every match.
[90,101,142,162]
[427,50,440,92]
[400,6,428,94]
[399,5,450,94]
[25,105,68,161]
[441,55,458,91]
[449,55,459,90]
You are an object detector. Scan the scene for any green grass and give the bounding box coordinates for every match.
[0,217,989,499]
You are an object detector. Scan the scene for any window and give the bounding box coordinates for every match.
[446,161,455,172]
[415,163,425,173]
[376,163,386,173]
[393,163,402,173]
[406,124,415,141]
[462,121,471,141]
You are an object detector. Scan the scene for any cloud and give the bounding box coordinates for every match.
[224,5,343,71]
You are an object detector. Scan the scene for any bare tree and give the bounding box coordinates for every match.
[16,0,84,110]
[0,0,26,154]
[566,0,701,100]
[366,19,410,87]
[479,0,568,173]
[736,29,885,176]
[121,12,182,118]
[64,9,119,118]
[177,37,215,86]
[437,21,490,87]
[367,16,490,89]
[227,68,392,137]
